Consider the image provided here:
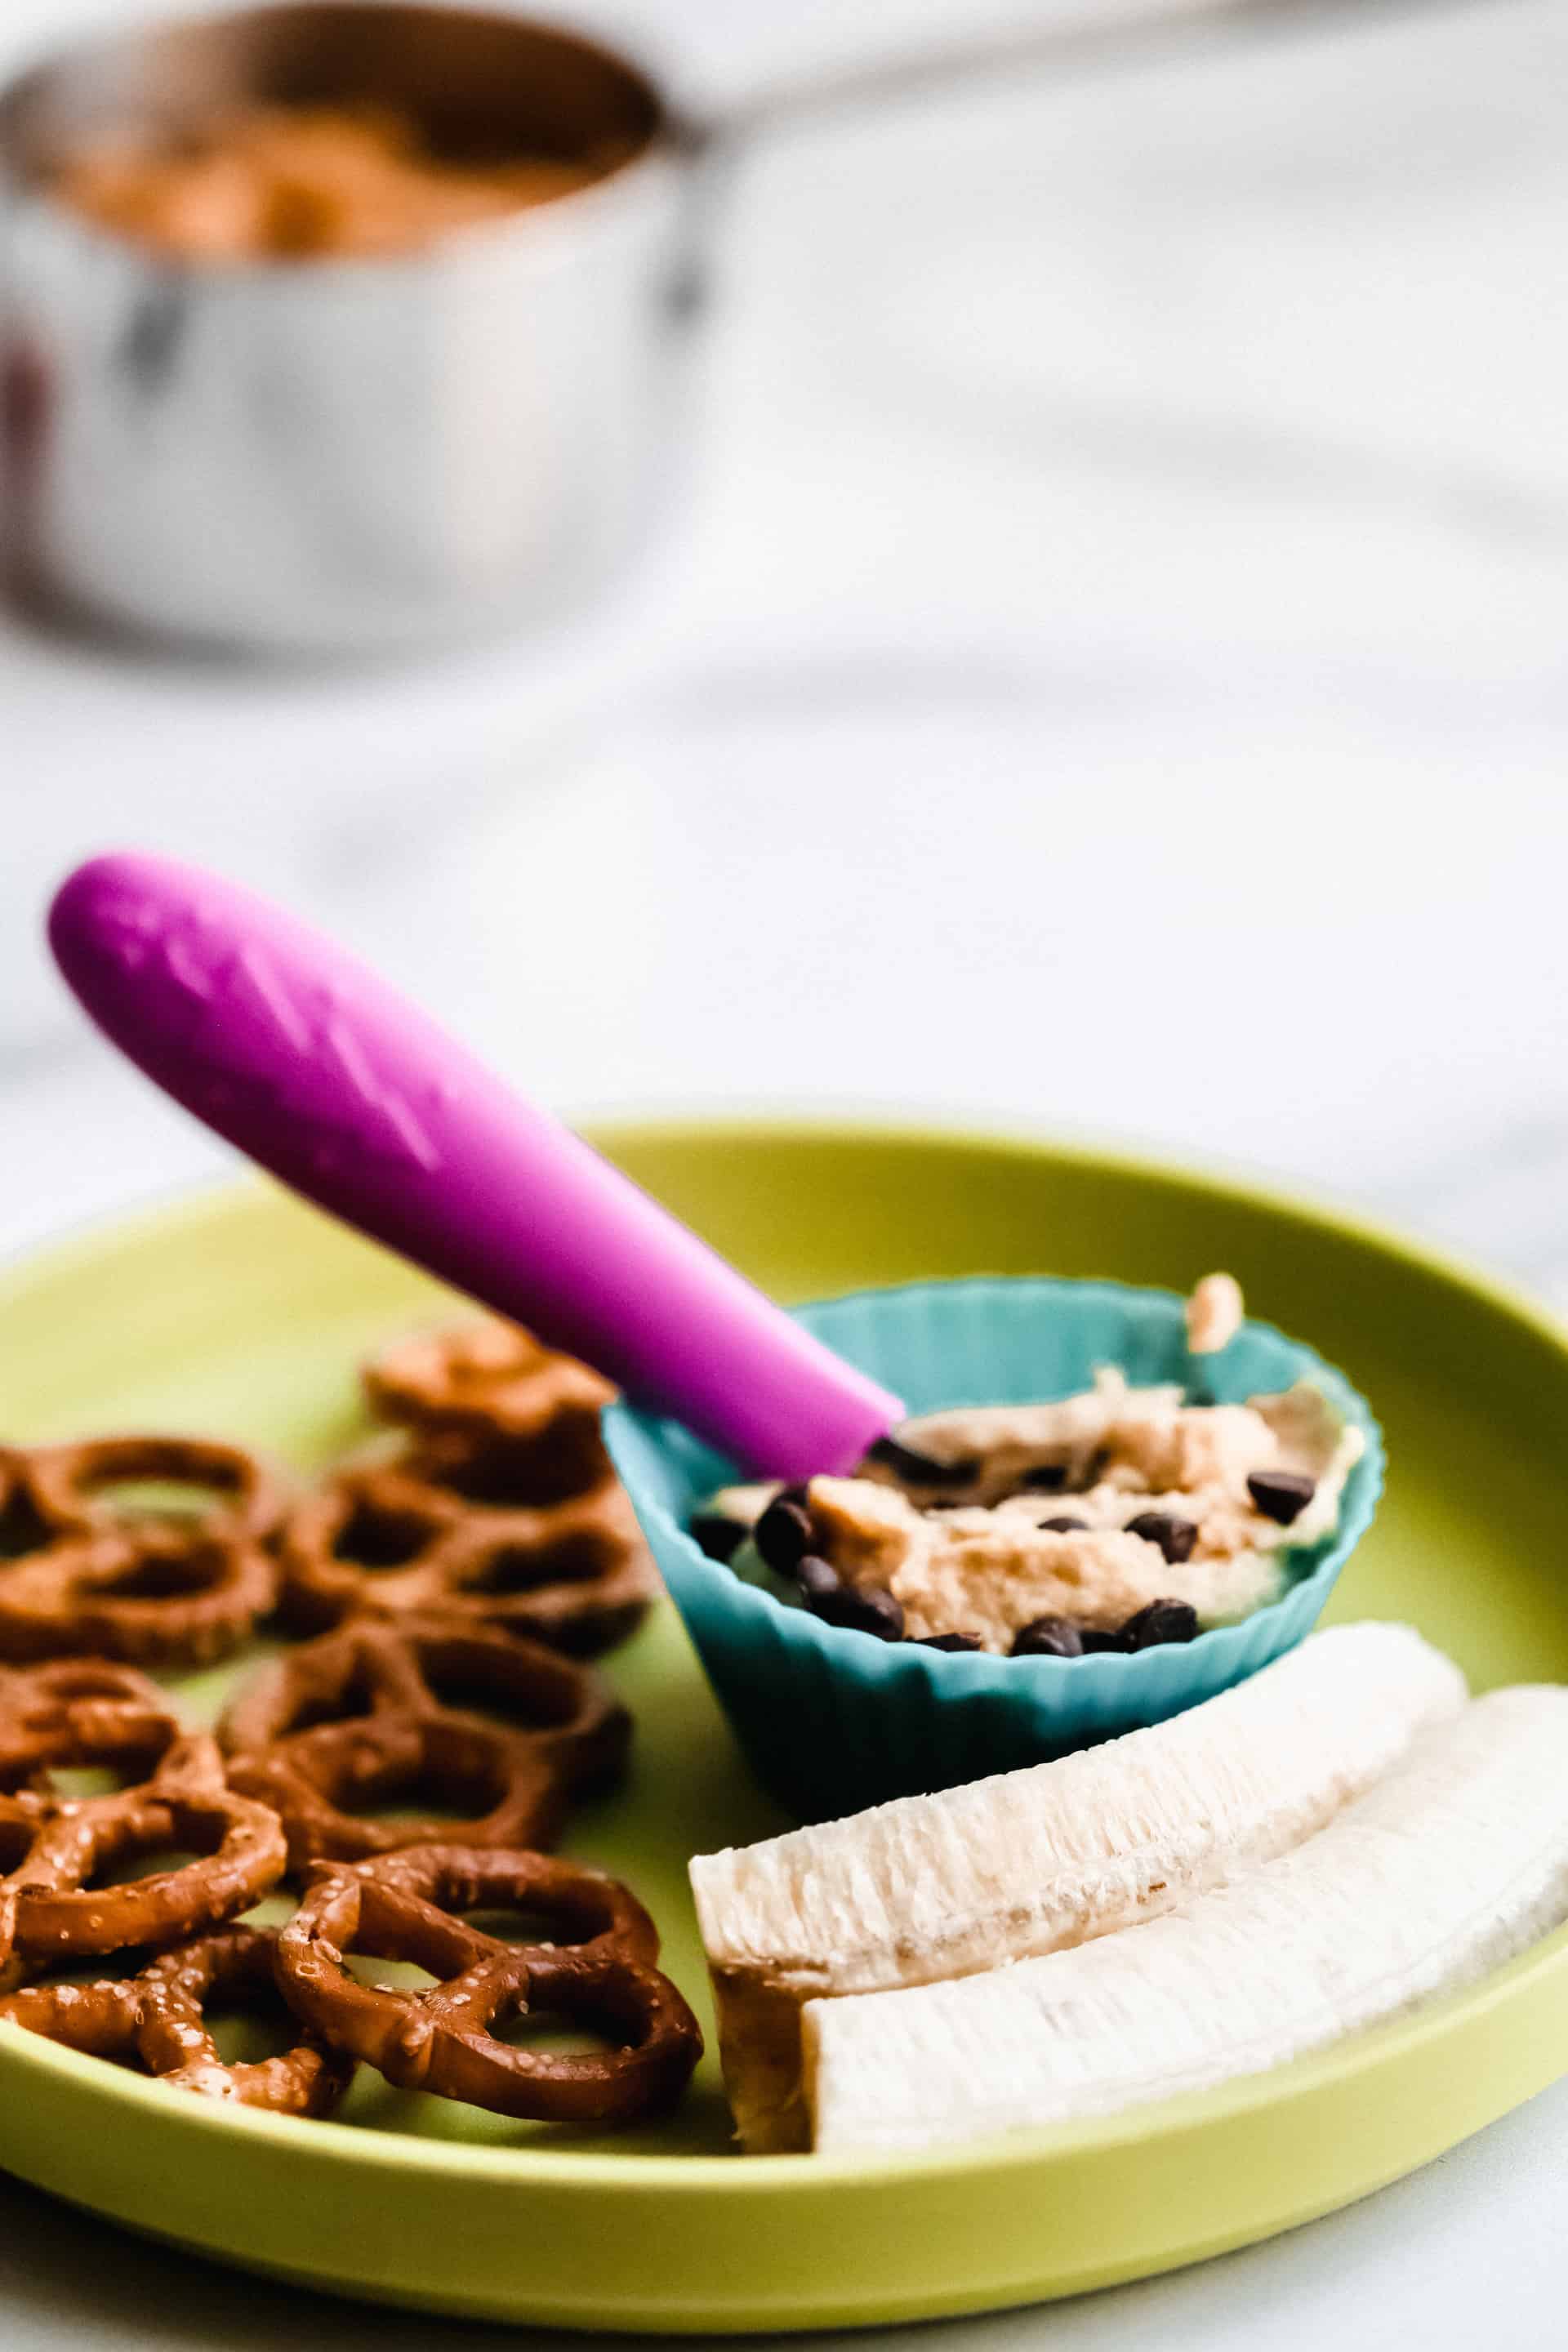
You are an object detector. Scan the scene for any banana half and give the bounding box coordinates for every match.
[689,1623,1466,2152]
[807,1685,1568,2152]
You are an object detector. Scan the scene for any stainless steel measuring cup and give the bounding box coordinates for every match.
[0,0,1438,657]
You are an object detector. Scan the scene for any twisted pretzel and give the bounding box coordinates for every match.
[0,1530,278,1670]
[0,1449,56,1558]
[0,1974,143,2057]
[364,1321,613,1458]
[0,1437,285,1671]
[278,1453,655,1657]
[0,1659,184,1794]
[24,1436,287,1547]
[275,1846,702,2123]
[1,1735,287,1981]
[221,1618,630,1871]
[135,1926,354,2114]
[0,1929,353,2116]
[0,1793,81,1993]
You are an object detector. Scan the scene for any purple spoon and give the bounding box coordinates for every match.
[47,852,902,1479]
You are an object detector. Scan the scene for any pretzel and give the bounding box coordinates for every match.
[0,1448,55,1558]
[364,1320,613,1459]
[0,1929,353,2116]
[134,1926,354,2114]
[221,1618,630,1871]
[0,1530,278,1669]
[278,1449,656,1656]
[0,1793,82,1993]
[24,1436,287,1548]
[0,1974,144,2057]
[1,1735,287,1981]
[275,1845,702,2123]
[274,1467,457,1637]
[0,1659,183,1793]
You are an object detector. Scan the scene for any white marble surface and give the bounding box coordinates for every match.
[2,0,1567,2343]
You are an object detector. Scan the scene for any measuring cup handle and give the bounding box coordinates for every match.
[704,0,1374,149]
[48,853,902,1477]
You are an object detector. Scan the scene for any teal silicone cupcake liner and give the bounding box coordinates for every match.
[604,1276,1384,1822]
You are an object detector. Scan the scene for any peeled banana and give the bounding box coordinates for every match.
[690,1622,1466,2151]
[806,1685,1568,2154]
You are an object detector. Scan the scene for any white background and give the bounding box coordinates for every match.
[2,0,1566,2343]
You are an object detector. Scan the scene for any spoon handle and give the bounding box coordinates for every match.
[48,853,902,1477]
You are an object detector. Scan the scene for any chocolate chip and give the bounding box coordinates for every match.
[795,1553,841,1601]
[1080,1628,1127,1654]
[923,1501,965,1514]
[1119,1598,1200,1649]
[866,1436,979,1490]
[917,1632,985,1652]
[688,1512,746,1563]
[1011,1615,1085,1659]
[1019,1463,1067,1492]
[1246,1469,1317,1526]
[754,1496,815,1576]
[1125,1511,1197,1565]
[1037,1515,1089,1535]
[808,1581,905,1641]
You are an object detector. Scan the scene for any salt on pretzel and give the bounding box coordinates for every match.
[134,1925,354,2115]
[0,1974,143,2056]
[0,1928,353,2117]
[0,1793,74,1993]
[2,1735,287,1979]
[275,1845,702,2123]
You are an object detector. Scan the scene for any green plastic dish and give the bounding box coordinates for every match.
[608,1275,1383,1820]
[2,1117,1567,2334]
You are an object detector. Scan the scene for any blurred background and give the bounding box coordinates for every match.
[2,0,1564,1298]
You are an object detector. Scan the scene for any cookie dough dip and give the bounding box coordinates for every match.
[693,1277,1365,1659]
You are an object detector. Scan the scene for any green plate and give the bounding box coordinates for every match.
[2,1118,1567,2333]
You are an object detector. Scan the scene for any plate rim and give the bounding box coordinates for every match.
[7,1907,1568,2190]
